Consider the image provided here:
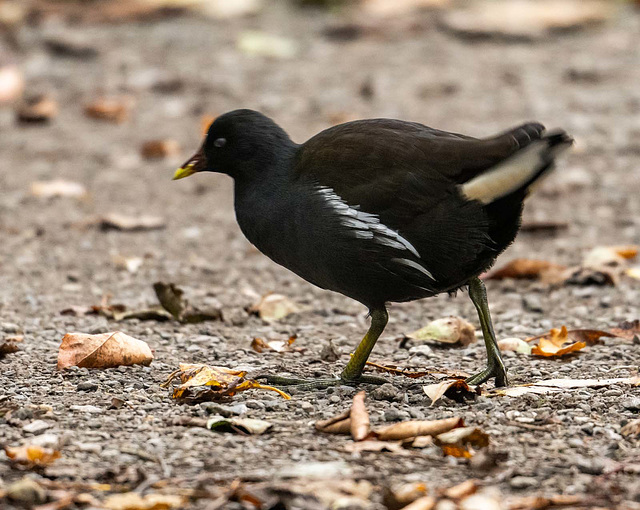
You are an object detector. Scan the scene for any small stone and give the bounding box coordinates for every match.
[6,478,46,505]
[319,340,341,362]
[383,408,410,422]
[329,395,341,404]
[22,420,52,434]
[575,456,605,475]
[408,344,433,357]
[1,322,21,333]
[371,383,402,402]
[522,295,543,313]
[509,476,537,490]
[622,398,640,412]
[76,381,99,392]
[70,405,102,414]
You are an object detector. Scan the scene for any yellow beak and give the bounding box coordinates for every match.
[172,165,197,180]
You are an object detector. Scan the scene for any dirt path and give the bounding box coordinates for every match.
[1,3,639,509]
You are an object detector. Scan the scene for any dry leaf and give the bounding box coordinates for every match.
[98,213,165,231]
[441,0,614,41]
[153,282,222,323]
[84,96,131,123]
[31,180,87,199]
[610,320,640,340]
[497,337,531,354]
[141,139,180,159]
[5,445,61,467]
[402,496,437,510]
[423,379,478,405]
[443,479,478,500]
[248,292,300,322]
[17,95,58,123]
[315,410,351,435]
[483,258,567,283]
[207,416,272,435]
[529,326,586,357]
[507,494,592,510]
[407,317,476,346]
[0,64,23,103]
[376,417,464,441]
[492,376,640,397]
[162,363,290,402]
[435,427,489,458]
[57,331,153,370]
[383,482,429,510]
[0,335,22,358]
[365,360,430,378]
[351,390,371,441]
[582,245,638,268]
[621,419,640,437]
[237,31,298,59]
[103,492,184,510]
[251,336,296,353]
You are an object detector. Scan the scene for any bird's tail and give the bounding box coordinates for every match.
[460,129,573,205]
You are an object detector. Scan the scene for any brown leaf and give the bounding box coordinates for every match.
[84,96,131,123]
[442,479,479,500]
[423,379,478,405]
[383,482,429,510]
[5,445,61,467]
[57,331,153,370]
[483,258,567,283]
[162,363,290,402]
[31,180,87,199]
[434,427,489,458]
[17,95,58,123]
[350,390,371,441]
[141,139,180,159]
[315,409,351,435]
[610,320,640,340]
[0,335,22,358]
[153,282,222,323]
[528,326,587,357]
[376,417,464,441]
[406,317,476,346]
[247,292,300,322]
[251,336,297,353]
[621,419,640,437]
[98,213,165,231]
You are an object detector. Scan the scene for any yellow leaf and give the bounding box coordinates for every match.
[5,445,61,467]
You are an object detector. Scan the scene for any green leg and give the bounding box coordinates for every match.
[257,307,389,390]
[466,277,509,387]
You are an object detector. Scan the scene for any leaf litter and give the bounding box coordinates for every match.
[406,316,476,346]
[57,331,153,370]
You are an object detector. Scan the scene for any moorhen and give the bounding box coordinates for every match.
[174,109,572,388]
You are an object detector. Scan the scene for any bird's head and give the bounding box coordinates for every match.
[173,109,294,182]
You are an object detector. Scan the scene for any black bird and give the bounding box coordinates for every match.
[174,109,572,388]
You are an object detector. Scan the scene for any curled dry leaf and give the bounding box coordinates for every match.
[315,409,351,435]
[251,335,297,353]
[84,96,131,123]
[483,258,567,284]
[434,427,489,458]
[17,95,58,123]
[407,317,476,347]
[5,445,61,467]
[442,479,479,500]
[384,482,429,510]
[248,292,300,322]
[621,419,640,438]
[57,331,153,370]
[153,282,222,323]
[31,180,87,199]
[423,379,478,405]
[141,139,180,159]
[98,213,165,231]
[582,245,638,268]
[103,492,185,510]
[376,417,464,441]
[528,326,613,357]
[162,363,290,402]
[351,390,371,441]
[207,416,272,435]
[497,337,531,354]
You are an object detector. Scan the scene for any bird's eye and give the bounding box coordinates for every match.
[214,137,227,148]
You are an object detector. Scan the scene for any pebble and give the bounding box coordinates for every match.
[575,456,605,475]
[383,408,410,422]
[76,381,99,392]
[371,383,402,402]
[408,345,433,357]
[1,322,21,333]
[522,295,543,313]
[70,405,102,414]
[622,398,640,412]
[509,476,537,489]
[22,420,52,434]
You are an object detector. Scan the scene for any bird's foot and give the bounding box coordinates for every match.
[466,359,509,387]
[256,373,389,391]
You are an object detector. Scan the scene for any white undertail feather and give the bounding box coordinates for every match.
[460,136,571,205]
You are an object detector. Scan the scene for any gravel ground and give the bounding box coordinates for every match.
[1,2,640,509]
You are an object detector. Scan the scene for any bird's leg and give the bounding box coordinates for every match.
[257,307,389,390]
[466,277,509,387]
